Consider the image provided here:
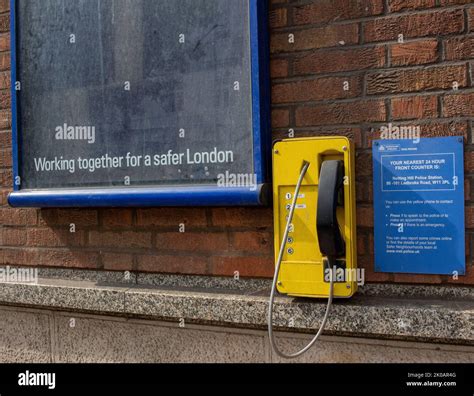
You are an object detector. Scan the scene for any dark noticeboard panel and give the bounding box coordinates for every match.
[9,0,270,207]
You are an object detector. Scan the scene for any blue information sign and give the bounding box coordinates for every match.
[373,137,465,275]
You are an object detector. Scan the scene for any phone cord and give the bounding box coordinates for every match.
[268,161,335,359]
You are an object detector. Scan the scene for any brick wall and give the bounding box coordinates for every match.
[0,0,473,285]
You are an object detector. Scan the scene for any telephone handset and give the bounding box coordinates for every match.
[316,160,346,269]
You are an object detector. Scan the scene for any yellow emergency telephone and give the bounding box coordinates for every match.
[268,137,357,358]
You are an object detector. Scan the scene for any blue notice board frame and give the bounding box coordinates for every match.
[8,0,271,208]
[373,137,465,275]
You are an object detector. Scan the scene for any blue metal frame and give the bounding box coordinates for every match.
[8,0,271,208]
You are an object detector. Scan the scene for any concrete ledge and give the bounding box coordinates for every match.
[0,269,472,345]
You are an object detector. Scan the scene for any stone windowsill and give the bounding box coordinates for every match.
[0,268,472,345]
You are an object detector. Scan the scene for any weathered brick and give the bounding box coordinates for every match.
[390,39,439,66]
[388,0,436,12]
[295,100,386,126]
[391,95,438,120]
[211,208,273,228]
[272,75,363,104]
[443,92,474,117]
[367,65,467,95]
[0,228,26,246]
[270,58,289,78]
[0,14,8,33]
[39,209,98,227]
[271,24,358,53]
[210,256,274,278]
[89,231,152,249]
[293,0,383,25]
[101,209,133,229]
[294,46,385,75]
[156,232,230,252]
[0,33,8,52]
[445,36,474,61]
[136,208,207,227]
[232,231,273,253]
[26,228,85,247]
[269,8,287,28]
[364,10,464,42]
[0,0,9,13]
[0,208,37,225]
[271,109,290,128]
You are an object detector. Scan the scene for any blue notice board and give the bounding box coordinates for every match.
[373,137,465,275]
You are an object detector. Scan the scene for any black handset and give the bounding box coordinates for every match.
[316,160,346,265]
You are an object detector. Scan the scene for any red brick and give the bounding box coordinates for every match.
[271,24,358,53]
[102,252,134,271]
[0,110,11,129]
[0,0,9,13]
[364,10,464,42]
[464,151,474,173]
[26,228,85,247]
[232,231,273,253]
[391,95,438,120]
[136,208,207,227]
[270,58,289,78]
[271,109,289,128]
[0,228,26,246]
[443,92,474,117]
[0,188,8,206]
[101,209,133,229]
[0,14,8,33]
[367,65,467,95]
[295,100,386,127]
[358,255,391,282]
[356,153,373,177]
[274,127,363,148]
[0,248,99,269]
[357,206,374,227]
[388,0,436,12]
[156,232,230,252]
[39,209,98,227]
[0,147,11,168]
[293,0,383,25]
[211,208,273,228]
[0,52,9,71]
[469,8,474,32]
[89,231,152,249]
[393,273,442,284]
[272,76,362,104]
[269,8,287,28]
[390,39,439,66]
[294,46,386,75]
[137,254,208,275]
[445,36,474,61]
[0,168,11,187]
[440,0,474,4]
[0,33,9,52]
[0,208,37,225]
[466,206,474,228]
[210,256,274,278]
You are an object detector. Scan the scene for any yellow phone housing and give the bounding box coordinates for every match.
[272,137,357,298]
